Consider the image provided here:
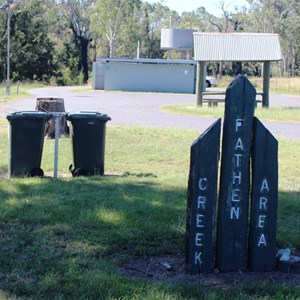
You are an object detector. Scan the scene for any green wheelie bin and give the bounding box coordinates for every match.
[66,111,111,176]
[6,111,50,177]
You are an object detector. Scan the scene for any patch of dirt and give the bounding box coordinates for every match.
[0,102,11,117]
[0,172,7,179]
[119,254,300,287]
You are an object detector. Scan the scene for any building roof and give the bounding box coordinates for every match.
[96,58,196,65]
[193,33,282,62]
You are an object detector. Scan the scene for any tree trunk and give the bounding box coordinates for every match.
[35,98,69,139]
[80,37,89,83]
[218,61,223,80]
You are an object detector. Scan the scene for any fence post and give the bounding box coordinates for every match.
[16,81,20,95]
[196,61,206,106]
[186,119,221,274]
[216,75,256,271]
[263,61,270,108]
[248,117,278,271]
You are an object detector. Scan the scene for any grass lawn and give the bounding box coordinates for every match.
[161,104,300,124]
[0,82,46,103]
[0,116,299,299]
[217,76,300,95]
[70,85,93,93]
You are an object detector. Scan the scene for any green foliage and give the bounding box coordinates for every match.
[245,0,300,77]
[68,0,94,83]
[54,66,84,86]
[0,0,300,83]
[91,0,142,58]
[6,0,56,82]
[138,2,172,59]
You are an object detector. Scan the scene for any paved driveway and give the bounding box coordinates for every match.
[3,86,300,140]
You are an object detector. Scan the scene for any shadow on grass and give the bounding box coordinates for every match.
[0,176,188,298]
[277,190,300,247]
[0,177,299,299]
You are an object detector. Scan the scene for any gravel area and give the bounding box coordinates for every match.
[2,86,300,140]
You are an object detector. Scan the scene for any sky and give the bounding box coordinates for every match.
[146,0,249,16]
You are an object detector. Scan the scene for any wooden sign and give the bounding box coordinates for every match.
[186,119,221,274]
[248,117,278,271]
[216,75,256,271]
[185,74,278,274]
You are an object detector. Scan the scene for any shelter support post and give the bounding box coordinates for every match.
[196,61,206,106]
[262,61,270,108]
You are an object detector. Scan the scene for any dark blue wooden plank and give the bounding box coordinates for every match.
[216,75,256,271]
[186,119,221,274]
[248,117,278,272]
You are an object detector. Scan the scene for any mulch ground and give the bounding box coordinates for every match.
[119,254,300,287]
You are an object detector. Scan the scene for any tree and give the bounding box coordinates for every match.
[246,0,300,76]
[138,2,175,59]
[179,7,214,31]
[0,11,8,80]
[207,1,235,78]
[0,0,56,81]
[91,0,141,58]
[0,0,298,83]
[58,0,95,83]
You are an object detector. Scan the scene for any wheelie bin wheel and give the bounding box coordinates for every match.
[30,168,44,177]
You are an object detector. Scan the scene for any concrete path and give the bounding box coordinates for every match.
[3,86,300,140]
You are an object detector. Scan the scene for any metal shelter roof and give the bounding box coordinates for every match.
[193,33,282,62]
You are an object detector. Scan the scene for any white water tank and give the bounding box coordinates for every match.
[161,28,196,50]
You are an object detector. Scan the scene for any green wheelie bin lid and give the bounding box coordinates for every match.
[6,111,50,120]
[65,111,111,122]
